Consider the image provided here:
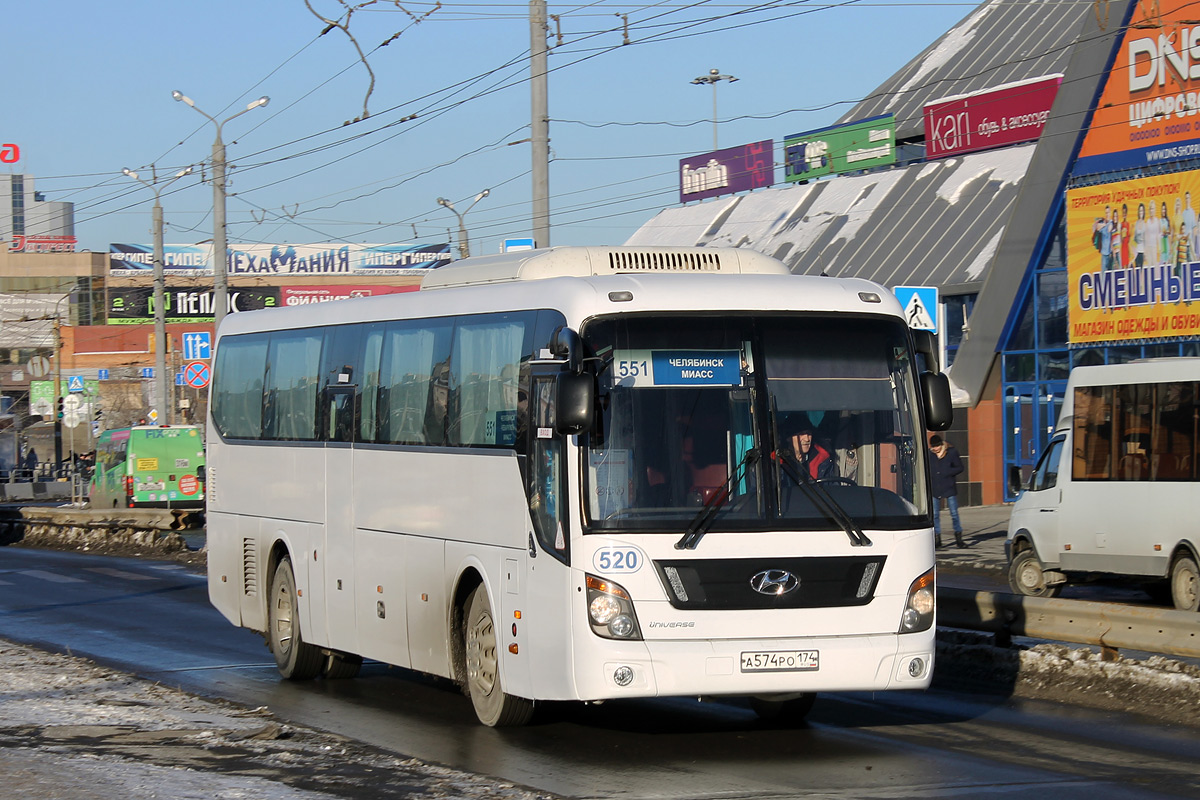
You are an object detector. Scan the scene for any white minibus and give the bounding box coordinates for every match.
[206,246,953,726]
[1007,358,1199,610]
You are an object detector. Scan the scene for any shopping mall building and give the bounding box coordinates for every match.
[629,0,1200,503]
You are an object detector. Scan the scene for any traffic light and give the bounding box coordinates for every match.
[56,398,64,420]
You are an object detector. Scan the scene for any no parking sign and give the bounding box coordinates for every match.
[183,361,211,389]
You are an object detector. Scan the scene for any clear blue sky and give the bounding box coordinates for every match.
[4,0,971,256]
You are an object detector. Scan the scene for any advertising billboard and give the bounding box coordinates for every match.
[784,115,894,182]
[678,140,774,203]
[278,284,418,306]
[1066,170,1200,344]
[109,242,451,276]
[924,75,1062,159]
[1074,0,1200,174]
[108,287,281,323]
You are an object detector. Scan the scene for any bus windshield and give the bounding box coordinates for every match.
[583,314,929,532]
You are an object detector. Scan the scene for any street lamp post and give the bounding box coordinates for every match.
[123,165,194,425]
[172,91,269,333]
[436,189,490,259]
[690,68,738,150]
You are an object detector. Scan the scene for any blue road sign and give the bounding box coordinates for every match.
[67,375,85,393]
[893,286,939,333]
[176,372,185,386]
[503,238,535,252]
[183,332,212,361]
[98,369,110,381]
[141,367,154,378]
[183,361,211,389]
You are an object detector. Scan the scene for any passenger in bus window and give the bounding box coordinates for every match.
[424,361,450,445]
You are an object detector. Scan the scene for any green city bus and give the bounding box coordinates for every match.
[89,425,206,509]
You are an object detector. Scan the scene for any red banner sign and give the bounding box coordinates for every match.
[8,235,77,253]
[924,75,1062,160]
[279,285,417,306]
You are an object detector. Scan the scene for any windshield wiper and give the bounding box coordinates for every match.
[773,452,872,547]
[675,449,760,551]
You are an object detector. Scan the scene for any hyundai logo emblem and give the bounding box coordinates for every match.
[750,569,800,596]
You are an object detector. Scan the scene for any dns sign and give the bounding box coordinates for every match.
[0,143,18,164]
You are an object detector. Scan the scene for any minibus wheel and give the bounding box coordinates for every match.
[268,556,323,680]
[322,651,363,679]
[463,585,534,726]
[1170,555,1199,612]
[1008,550,1062,598]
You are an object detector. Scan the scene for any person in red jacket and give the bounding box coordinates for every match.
[785,416,837,481]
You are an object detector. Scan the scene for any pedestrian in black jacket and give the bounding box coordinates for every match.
[929,435,965,548]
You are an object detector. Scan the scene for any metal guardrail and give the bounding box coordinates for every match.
[939,587,1200,659]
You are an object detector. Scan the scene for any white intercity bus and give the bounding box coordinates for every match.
[206,246,952,726]
[1007,358,1200,610]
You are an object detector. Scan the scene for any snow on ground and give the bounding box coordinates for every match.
[0,639,553,800]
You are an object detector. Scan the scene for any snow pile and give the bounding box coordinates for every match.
[936,631,1200,726]
[0,639,553,800]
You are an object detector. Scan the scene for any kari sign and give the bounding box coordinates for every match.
[924,75,1062,159]
[678,140,774,203]
[1075,0,1200,174]
[109,242,451,276]
[1066,169,1200,343]
[784,116,894,182]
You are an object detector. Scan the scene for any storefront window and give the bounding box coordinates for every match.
[1038,351,1069,381]
[1004,353,1035,382]
[1037,272,1068,348]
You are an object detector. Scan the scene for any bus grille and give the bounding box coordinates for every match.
[606,250,723,273]
[242,538,258,597]
[653,556,886,610]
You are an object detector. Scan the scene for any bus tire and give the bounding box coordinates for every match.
[322,651,363,680]
[463,585,533,727]
[268,556,323,680]
[751,692,816,723]
[1008,549,1061,598]
[1170,555,1199,612]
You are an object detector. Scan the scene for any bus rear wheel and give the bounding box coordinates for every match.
[1008,549,1062,598]
[463,585,533,727]
[269,556,323,680]
[322,651,363,679]
[1170,555,1199,612]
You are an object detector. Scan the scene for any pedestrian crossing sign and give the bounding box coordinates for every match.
[893,286,938,333]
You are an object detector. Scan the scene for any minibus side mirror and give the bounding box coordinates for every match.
[921,371,953,431]
[550,326,584,374]
[1007,464,1024,495]
[912,329,940,373]
[555,372,595,435]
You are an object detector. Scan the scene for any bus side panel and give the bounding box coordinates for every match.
[355,529,411,669]
[407,535,449,677]
[209,442,325,527]
[206,510,244,627]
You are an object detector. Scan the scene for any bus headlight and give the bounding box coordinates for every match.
[586,574,643,640]
[899,568,935,633]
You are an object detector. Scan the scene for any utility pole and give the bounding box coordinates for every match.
[530,0,550,248]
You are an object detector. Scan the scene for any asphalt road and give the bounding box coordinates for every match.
[3,544,1199,799]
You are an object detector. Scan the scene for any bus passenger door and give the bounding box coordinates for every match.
[523,374,575,695]
[323,384,359,654]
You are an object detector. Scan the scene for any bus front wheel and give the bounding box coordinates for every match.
[1170,555,1199,612]
[751,693,816,724]
[268,556,323,680]
[463,585,534,727]
[1008,549,1062,598]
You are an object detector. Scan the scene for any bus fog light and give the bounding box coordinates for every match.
[609,615,635,638]
[908,657,926,678]
[590,595,621,625]
[613,665,635,686]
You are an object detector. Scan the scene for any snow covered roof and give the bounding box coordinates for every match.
[626,144,1034,292]
[839,0,1095,140]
